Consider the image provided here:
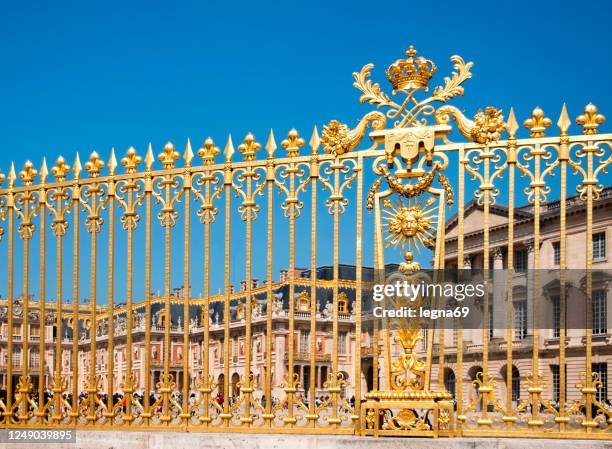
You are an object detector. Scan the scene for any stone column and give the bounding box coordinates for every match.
[492,247,505,339]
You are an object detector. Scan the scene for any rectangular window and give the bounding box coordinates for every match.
[552,295,567,338]
[551,365,566,403]
[421,328,428,351]
[593,363,608,402]
[594,232,606,260]
[514,301,527,340]
[514,249,528,273]
[489,305,494,340]
[593,290,608,335]
[299,330,310,353]
[553,241,561,266]
[339,332,347,355]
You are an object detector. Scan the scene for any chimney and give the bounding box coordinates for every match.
[280,269,288,282]
[229,285,235,294]
[252,279,259,289]
[240,280,247,292]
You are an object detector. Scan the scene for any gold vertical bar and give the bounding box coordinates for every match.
[285,160,297,426]
[481,145,491,422]
[106,184,115,422]
[222,165,232,425]
[456,145,465,432]
[201,172,212,425]
[143,173,153,421]
[125,182,136,423]
[558,128,568,430]
[330,161,340,428]
[5,186,14,420]
[38,183,47,422]
[70,183,80,423]
[87,189,99,422]
[353,157,363,430]
[531,143,542,425]
[181,173,191,423]
[263,158,274,425]
[505,153,515,428]
[52,190,65,423]
[20,192,32,423]
[308,153,318,426]
[242,169,253,425]
[162,180,172,423]
[584,138,594,429]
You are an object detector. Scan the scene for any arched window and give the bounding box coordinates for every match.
[338,292,349,315]
[511,366,520,401]
[444,368,456,398]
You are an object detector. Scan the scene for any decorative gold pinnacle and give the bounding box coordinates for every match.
[265,129,277,159]
[121,147,142,174]
[557,103,571,136]
[158,142,180,169]
[8,163,16,188]
[108,149,118,175]
[309,125,321,154]
[51,156,71,182]
[237,133,261,161]
[19,161,39,186]
[73,153,83,179]
[198,137,220,165]
[281,129,305,157]
[523,106,552,138]
[576,103,605,135]
[0,169,5,187]
[40,158,49,184]
[385,45,437,93]
[506,107,519,139]
[184,138,194,167]
[84,151,105,178]
[144,143,155,171]
[224,135,235,162]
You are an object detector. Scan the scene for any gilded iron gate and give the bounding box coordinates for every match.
[0,45,611,439]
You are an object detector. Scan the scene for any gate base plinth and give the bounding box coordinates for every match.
[361,390,454,437]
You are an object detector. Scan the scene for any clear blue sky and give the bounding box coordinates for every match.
[0,0,611,303]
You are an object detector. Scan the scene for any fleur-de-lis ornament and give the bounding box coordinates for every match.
[281,129,305,157]
[158,142,180,169]
[576,103,605,135]
[0,170,5,187]
[523,106,552,138]
[237,133,261,161]
[197,137,220,165]
[19,161,38,186]
[84,151,105,178]
[51,156,71,182]
[121,147,142,174]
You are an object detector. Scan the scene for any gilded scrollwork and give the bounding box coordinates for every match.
[435,105,505,144]
[321,111,386,156]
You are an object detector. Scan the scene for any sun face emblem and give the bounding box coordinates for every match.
[383,196,437,272]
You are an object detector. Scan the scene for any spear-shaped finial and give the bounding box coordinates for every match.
[506,108,518,139]
[557,103,571,137]
[224,134,235,162]
[184,138,194,167]
[309,125,321,154]
[40,158,49,184]
[145,143,155,171]
[265,129,277,159]
[108,148,118,175]
[73,153,83,179]
[8,163,16,188]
